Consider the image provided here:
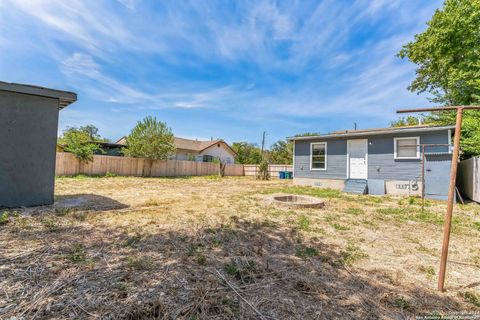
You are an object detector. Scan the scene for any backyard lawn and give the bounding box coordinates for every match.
[1,176,480,319]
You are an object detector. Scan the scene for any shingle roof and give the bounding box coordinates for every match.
[288,125,455,141]
[115,136,236,155]
[174,137,223,152]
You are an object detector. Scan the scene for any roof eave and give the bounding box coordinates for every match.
[287,125,455,141]
[0,81,77,109]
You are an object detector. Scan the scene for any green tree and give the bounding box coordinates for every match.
[390,116,424,127]
[58,127,102,163]
[398,0,480,156]
[79,124,109,142]
[231,142,263,164]
[268,140,293,164]
[123,116,176,160]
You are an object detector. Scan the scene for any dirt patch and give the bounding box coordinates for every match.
[0,176,479,319]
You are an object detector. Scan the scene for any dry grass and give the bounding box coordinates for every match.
[1,176,480,319]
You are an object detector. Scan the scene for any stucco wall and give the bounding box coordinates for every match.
[171,143,235,163]
[200,143,235,164]
[0,91,60,207]
[172,149,199,161]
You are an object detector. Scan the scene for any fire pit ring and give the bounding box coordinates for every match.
[272,195,325,209]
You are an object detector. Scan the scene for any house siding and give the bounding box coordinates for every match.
[368,131,449,180]
[294,139,347,179]
[294,130,450,181]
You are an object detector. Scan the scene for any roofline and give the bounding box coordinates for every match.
[195,139,237,156]
[0,81,77,109]
[114,136,237,156]
[287,125,455,141]
[115,136,127,145]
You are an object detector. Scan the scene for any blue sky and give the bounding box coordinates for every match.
[0,0,442,147]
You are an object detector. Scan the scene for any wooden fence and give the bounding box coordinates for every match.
[56,152,244,177]
[56,153,292,178]
[458,157,480,202]
[244,164,293,178]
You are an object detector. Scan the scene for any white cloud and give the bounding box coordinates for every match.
[2,0,442,139]
[116,0,136,10]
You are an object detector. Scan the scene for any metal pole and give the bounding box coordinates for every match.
[397,105,480,113]
[261,131,266,156]
[437,107,463,292]
[422,145,425,212]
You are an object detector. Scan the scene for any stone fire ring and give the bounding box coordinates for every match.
[271,194,325,209]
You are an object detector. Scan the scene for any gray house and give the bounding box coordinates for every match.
[289,125,454,200]
[0,82,76,207]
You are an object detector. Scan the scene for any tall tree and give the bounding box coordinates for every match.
[390,116,424,127]
[79,125,108,142]
[231,142,262,164]
[268,140,293,164]
[123,116,176,161]
[398,0,480,156]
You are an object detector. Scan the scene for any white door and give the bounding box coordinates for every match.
[348,139,368,179]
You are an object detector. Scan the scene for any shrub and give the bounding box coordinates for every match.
[0,211,10,225]
[257,158,269,180]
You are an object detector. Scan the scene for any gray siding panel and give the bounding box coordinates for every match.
[294,139,347,179]
[294,130,451,181]
[425,154,451,200]
[368,131,450,180]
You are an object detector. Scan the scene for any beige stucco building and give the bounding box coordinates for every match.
[116,136,236,164]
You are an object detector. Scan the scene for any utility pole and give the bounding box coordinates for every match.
[261,131,266,156]
[397,105,480,292]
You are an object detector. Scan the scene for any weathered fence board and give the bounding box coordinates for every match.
[244,164,293,178]
[55,153,245,177]
[458,157,480,202]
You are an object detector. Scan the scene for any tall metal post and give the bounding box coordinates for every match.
[261,131,266,156]
[437,107,463,291]
[421,145,425,212]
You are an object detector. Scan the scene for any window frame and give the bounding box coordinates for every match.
[394,136,420,160]
[203,155,214,163]
[310,142,327,171]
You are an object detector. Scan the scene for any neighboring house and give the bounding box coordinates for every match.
[289,125,454,200]
[57,141,125,156]
[116,136,236,164]
[95,141,125,156]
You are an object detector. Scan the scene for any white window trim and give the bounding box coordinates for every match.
[394,136,420,160]
[310,142,327,171]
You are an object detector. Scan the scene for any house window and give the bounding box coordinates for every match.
[394,137,420,159]
[203,155,214,162]
[311,142,327,170]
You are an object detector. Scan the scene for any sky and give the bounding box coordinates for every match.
[0,0,443,147]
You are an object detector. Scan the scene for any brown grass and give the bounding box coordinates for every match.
[1,176,479,319]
